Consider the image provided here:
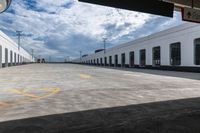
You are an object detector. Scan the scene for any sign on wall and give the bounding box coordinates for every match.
[182,7,200,23]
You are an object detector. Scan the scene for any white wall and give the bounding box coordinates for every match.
[73,23,200,67]
[0,30,34,67]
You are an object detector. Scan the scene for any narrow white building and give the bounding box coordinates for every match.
[0,30,34,68]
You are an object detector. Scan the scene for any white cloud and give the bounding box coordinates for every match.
[0,0,182,61]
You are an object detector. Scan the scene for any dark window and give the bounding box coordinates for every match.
[129,51,135,67]
[195,38,200,65]
[170,42,181,66]
[115,55,118,67]
[140,49,146,66]
[153,46,161,66]
[97,58,99,65]
[94,59,96,64]
[109,56,112,66]
[100,58,103,66]
[121,53,126,67]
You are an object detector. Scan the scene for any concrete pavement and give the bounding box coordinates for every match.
[0,64,200,132]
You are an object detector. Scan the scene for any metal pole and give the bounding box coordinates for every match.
[16,31,22,51]
[80,51,82,63]
[103,38,107,54]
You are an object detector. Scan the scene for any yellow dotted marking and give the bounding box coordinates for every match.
[80,74,91,79]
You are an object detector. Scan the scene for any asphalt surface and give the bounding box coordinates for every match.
[0,64,200,133]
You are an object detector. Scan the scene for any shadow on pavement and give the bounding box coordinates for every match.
[1,97,200,133]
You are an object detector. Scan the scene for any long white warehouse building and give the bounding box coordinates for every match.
[74,23,200,72]
[0,30,34,68]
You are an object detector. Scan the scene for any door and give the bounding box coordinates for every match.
[0,45,2,68]
[121,53,126,67]
[115,55,118,67]
[140,49,146,67]
[5,48,8,67]
[129,51,134,67]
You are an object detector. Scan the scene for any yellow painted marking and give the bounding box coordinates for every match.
[0,87,61,108]
[80,74,91,79]
[6,89,40,98]
[0,102,9,106]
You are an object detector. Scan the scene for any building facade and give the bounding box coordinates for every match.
[73,23,200,72]
[0,30,34,68]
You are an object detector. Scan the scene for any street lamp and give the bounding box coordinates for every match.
[103,37,107,54]
[0,0,12,13]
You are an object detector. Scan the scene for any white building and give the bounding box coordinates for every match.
[73,23,200,72]
[0,30,34,68]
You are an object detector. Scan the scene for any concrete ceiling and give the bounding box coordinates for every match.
[164,0,200,9]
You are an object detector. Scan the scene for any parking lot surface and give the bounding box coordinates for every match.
[0,64,200,132]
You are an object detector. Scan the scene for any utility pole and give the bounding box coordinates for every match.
[31,49,34,58]
[49,56,51,63]
[80,51,82,63]
[103,37,107,54]
[16,31,23,50]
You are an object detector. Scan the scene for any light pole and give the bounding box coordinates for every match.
[31,49,34,62]
[0,0,12,13]
[103,37,107,54]
[16,31,22,50]
[80,51,82,63]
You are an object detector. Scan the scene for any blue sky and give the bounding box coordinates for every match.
[0,0,183,61]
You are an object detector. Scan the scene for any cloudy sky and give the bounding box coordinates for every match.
[0,0,184,61]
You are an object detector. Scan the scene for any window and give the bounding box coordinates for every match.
[129,51,134,67]
[97,58,99,65]
[100,58,103,66]
[140,49,146,66]
[170,42,181,66]
[115,55,118,67]
[153,46,161,66]
[109,56,112,66]
[121,53,126,67]
[195,38,200,65]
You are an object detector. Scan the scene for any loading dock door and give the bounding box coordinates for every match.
[0,45,2,68]
[14,53,16,65]
[10,51,13,66]
[140,49,146,67]
[153,46,161,66]
[109,56,112,66]
[129,51,135,67]
[104,57,107,66]
[121,53,126,67]
[5,48,8,67]
[115,55,118,67]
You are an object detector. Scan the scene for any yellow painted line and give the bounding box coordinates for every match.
[6,89,40,98]
[0,102,9,106]
[79,74,91,79]
[1,87,61,108]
